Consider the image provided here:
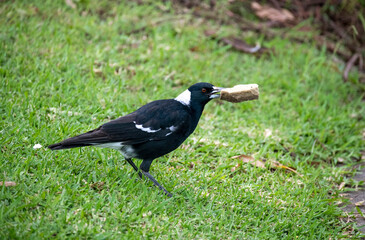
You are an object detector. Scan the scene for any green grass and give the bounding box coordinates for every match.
[1,1,364,239]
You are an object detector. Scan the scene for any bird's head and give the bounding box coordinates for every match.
[175,82,224,107]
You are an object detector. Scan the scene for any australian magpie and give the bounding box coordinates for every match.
[48,82,223,197]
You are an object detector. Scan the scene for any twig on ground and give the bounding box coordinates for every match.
[343,53,361,82]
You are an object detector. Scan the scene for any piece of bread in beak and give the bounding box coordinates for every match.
[220,84,259,103]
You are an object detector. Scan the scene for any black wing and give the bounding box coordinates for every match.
[48,100,192,150]
[101,100,192,144]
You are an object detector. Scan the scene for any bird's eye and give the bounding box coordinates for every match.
[202,88,207,93]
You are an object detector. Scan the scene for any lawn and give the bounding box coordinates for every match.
[1,1,364,239]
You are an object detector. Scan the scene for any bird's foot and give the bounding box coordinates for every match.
[141,170,173,198]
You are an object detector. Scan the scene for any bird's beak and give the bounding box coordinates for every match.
[209,86,224,99]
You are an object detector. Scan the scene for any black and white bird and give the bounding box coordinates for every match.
[48,82,223,197]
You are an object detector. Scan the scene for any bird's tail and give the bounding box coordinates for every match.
[48,127,105,150]
[47,141,92,150]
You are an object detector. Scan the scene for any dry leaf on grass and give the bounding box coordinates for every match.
[338,182,346,190]
[189,162,195,169]
[65,0,76,9]
[251,2,294,23]
[90,182,105,191]
[0,181,16,187]
[231,154,265,169]
[264,129,272,138]
[93,68,103,77]
[231,154,302,176]
[231,163,241,172]
[308,161,323,168]
[204,29,217,37]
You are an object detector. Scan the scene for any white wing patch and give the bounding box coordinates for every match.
[165,126,178,136]
[134,121,161,133]
[169,126,178,131]
[175,89,191,106]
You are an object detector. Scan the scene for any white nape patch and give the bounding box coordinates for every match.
[133,121,161,133]
[175,89,191,106]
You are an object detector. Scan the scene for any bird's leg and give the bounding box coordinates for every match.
[140,160,173,197]
[125,158,143,179]
[141,170,173,198]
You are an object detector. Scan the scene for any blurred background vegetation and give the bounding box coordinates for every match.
[1,0,364,238]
